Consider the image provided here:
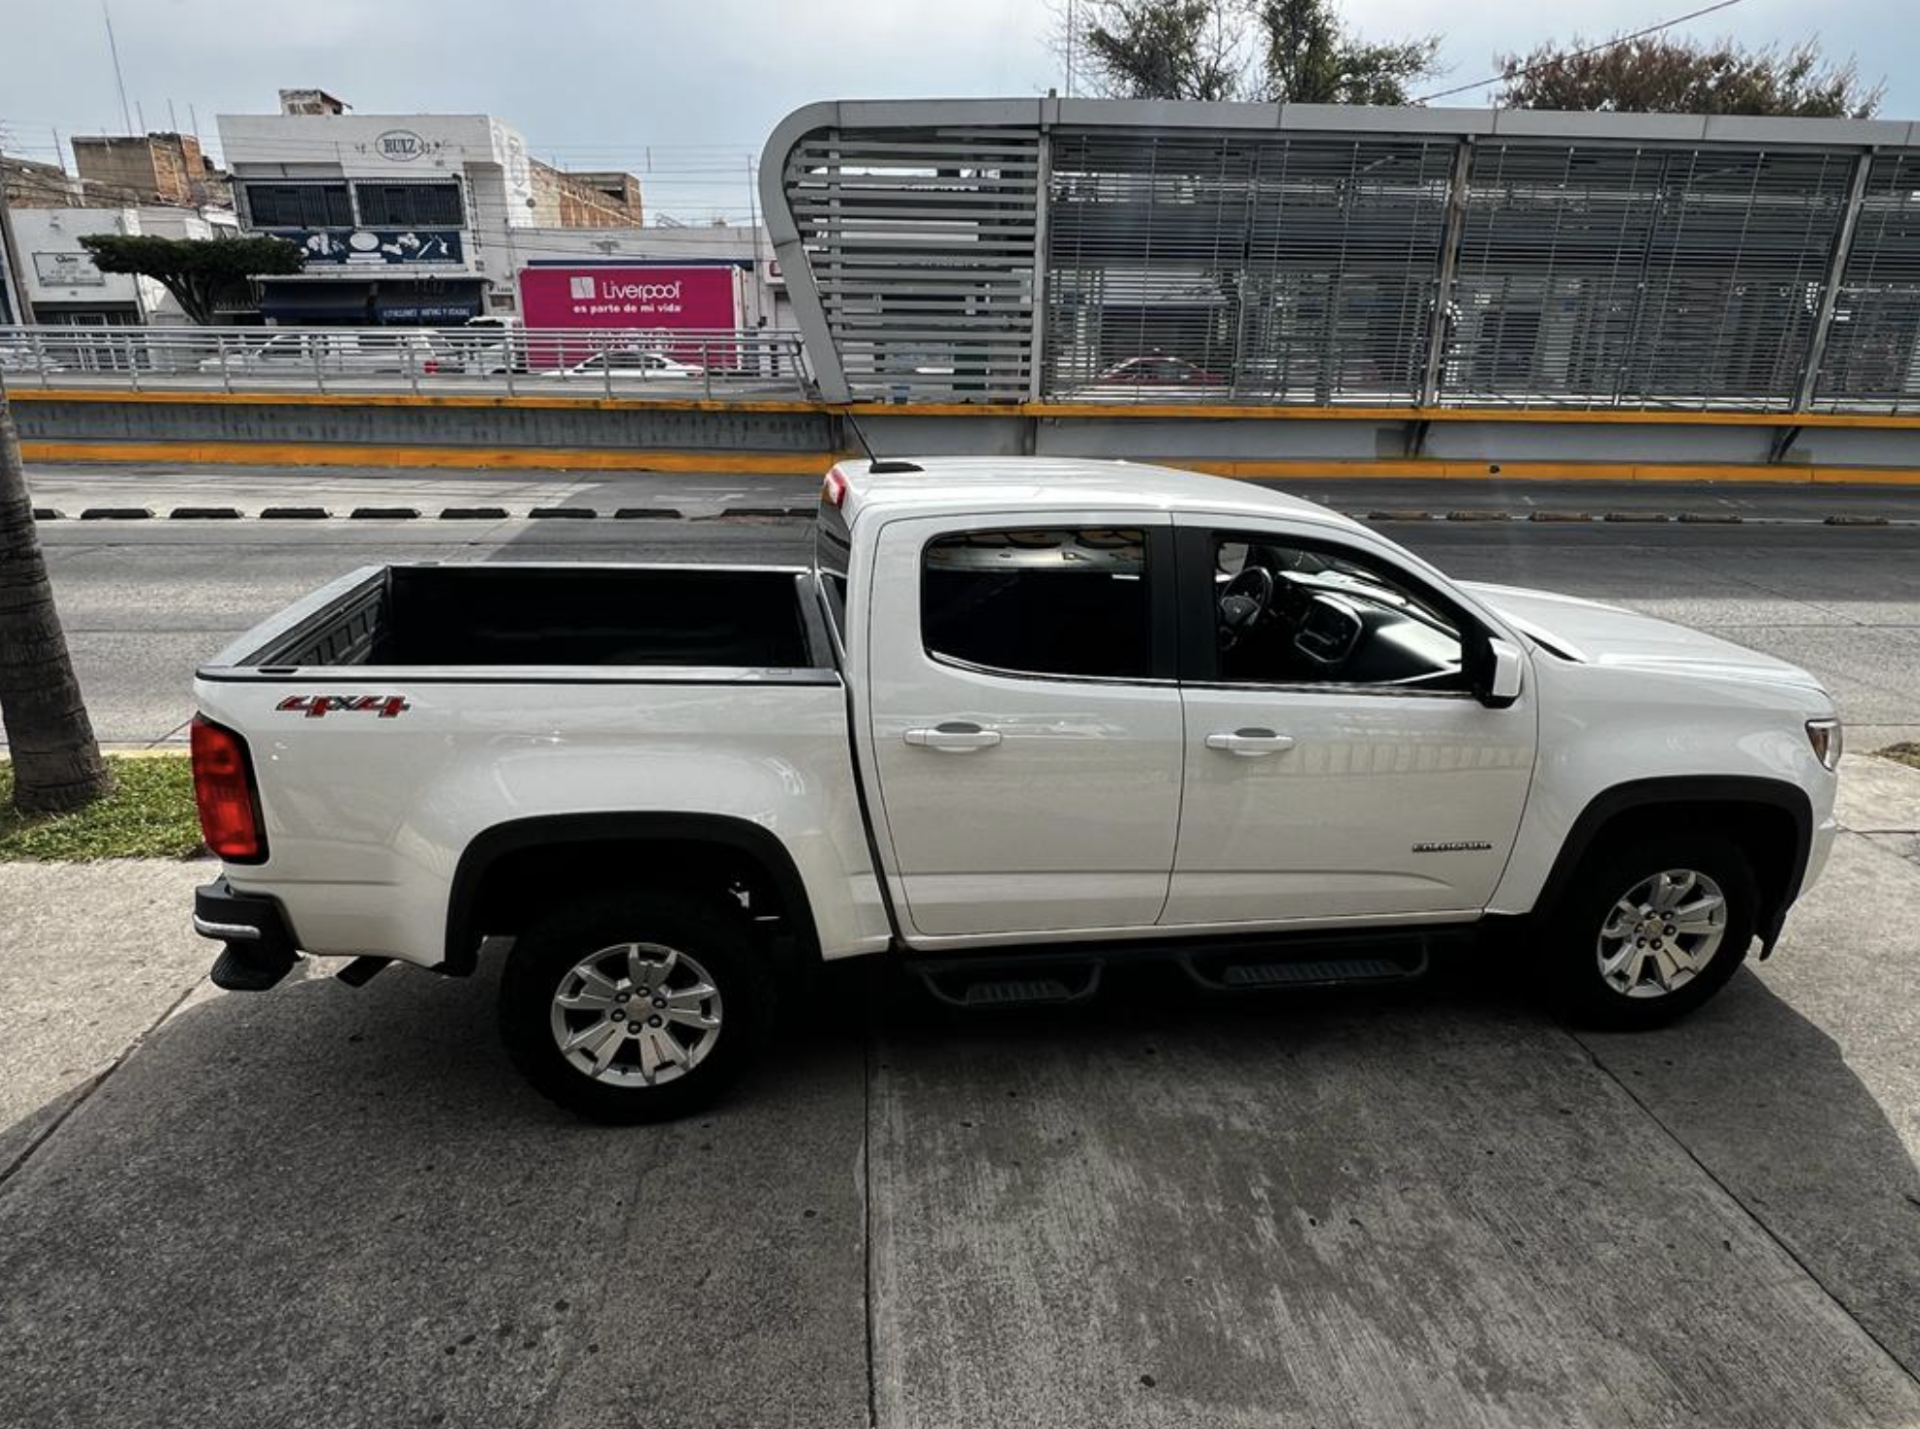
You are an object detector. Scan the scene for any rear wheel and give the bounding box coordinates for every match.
[500,892,773,1122]
[1548,832,1758,1029]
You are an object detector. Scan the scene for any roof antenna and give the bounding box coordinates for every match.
[842,409,921,475]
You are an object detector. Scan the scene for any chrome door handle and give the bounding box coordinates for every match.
[904,723,1003,753]
[1205,728,1295,757]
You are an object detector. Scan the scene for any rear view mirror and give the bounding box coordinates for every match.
[1478,637,1524,709]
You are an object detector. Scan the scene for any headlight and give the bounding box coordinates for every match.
[1806,718,1843,772]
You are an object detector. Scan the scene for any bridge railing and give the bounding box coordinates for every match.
[0,325,815,400]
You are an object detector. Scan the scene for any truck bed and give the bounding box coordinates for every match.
[203,564,830,677]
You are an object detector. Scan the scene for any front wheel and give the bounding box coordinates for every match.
[499,893,774,1122]
[1547,832,1758,1030]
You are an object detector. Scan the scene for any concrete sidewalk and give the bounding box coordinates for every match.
[2,759,1919,1427]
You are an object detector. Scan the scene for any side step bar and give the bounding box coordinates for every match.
[908,932,1445,1010]
[1179,946,1428,993]
[912,958,1103,1010]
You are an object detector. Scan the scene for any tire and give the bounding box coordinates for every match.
[1546,831,1758,1030]
[499,892,774,1123]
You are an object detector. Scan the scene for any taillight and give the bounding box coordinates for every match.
[822,468,848,508]
[191,716,268,863]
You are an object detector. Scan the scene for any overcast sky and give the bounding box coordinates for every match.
[0,0,1907,223]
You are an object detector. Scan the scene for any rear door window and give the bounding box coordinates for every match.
[921,527,1153,680]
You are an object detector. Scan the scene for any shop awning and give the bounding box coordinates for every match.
[259,281,374,322]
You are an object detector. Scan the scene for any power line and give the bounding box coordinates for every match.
[1413,0,1748,105]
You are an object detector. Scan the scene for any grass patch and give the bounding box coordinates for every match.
[0,754,205,861]
[1879,742,1920,772]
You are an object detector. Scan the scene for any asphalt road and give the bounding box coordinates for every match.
[19,465,1920,750]
[5,466,1920,1426]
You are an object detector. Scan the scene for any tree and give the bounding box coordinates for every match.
[1061,0,1440,105]
[0,378,111,813]
[77,234,305,326]
[1249,0,1440,105]
[1494,35,1883,118]
[1077,0,1245,101]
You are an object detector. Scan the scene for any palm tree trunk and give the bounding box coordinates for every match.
[0,380,112,813]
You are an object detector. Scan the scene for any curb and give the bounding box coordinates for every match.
[31,507,63,520]
[1367,509,1434,522]
[718,505,815,519]
[1603,512,1672,523]
[79,507,152,520]
[168,507,242,520]
[1826,513,1891,526]
[350,507,422,520]
[260,506,330,520]
[439,507,510,520]
[1445,510,1512,522]
[614,507,683,519]
[1528,511,1592,522]
[1678,512,1743,524]
[528,506,597,519]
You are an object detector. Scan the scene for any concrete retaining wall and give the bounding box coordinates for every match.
[14,391,1920,482]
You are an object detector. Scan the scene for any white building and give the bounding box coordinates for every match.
[13,205,238,325]
[217,97,540,324]
[217,92,788,329]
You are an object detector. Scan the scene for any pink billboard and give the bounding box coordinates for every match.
[517,265,744,367]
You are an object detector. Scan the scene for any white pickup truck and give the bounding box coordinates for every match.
[190,459,1842,1120]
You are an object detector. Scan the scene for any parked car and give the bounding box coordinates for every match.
[196,330,453,376]
[190,458,1841,1121]
[537,348,704,381]
[1094,355,1227,386]
[0,342,59,374]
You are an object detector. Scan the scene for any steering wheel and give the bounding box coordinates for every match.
[1218,566,1275,648]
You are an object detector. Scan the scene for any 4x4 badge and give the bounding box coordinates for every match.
[276,695,411,719]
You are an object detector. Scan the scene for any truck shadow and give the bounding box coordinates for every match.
[0,950,1915,1427]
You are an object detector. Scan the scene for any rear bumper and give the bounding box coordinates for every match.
[194,877,301,990]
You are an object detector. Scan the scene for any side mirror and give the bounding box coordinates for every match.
[1477,636,1524,709]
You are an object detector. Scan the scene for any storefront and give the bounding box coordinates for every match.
[258,276,485,326]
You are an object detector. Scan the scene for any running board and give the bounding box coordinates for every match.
[911,958,1104,1010]
[908,932,1441,1010]
[1179,946,1428,993]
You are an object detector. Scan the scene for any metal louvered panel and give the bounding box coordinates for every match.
[785,127,1040,401]
[1813,153,1920,413]
[1044,131,1454,404]
[1447,144,1853,411]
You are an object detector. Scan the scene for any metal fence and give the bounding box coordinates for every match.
[0,325,814,400]
[763,100,1920,413]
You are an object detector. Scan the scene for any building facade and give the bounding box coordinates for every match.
[530,163,643,228]
[70,132,230,209]
[218,93,654,325]
[10,204,238,324]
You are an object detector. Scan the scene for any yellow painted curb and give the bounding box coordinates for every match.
[1167,459,1920,485]
[14,386,1920,431]
[22,439,1920,485]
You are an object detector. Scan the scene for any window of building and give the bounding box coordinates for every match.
[353,182,464,228]
[922,527,1153,680]
[243,182,352,229]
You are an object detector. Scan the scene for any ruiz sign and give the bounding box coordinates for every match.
[372,129,436,162]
